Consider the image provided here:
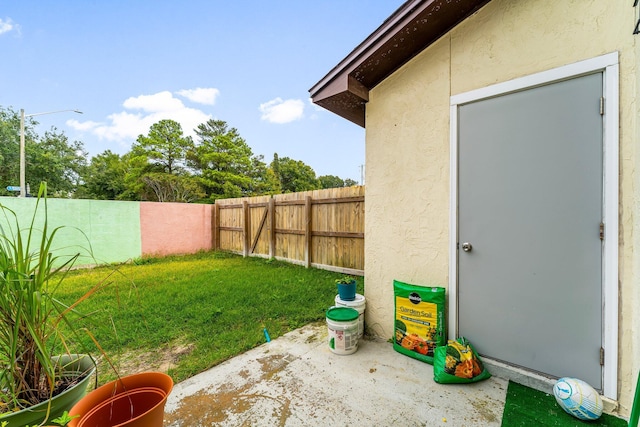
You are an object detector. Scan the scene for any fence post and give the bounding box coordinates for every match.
[304,196,312,268]
[211,203,219,250]
[243,200,250,257]
[269,197,276,259]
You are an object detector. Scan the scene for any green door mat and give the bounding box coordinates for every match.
[501,381,627,426]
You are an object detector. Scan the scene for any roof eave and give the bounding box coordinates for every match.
[309,0,491,127]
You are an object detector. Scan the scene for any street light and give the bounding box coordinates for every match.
[20,108,83,197]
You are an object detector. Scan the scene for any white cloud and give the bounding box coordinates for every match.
[67,90,213,145]
[66,119,101,132]
[259,98,305,124]
[0,18,19,36]
[176,88,220,106]
[123,91,185,113]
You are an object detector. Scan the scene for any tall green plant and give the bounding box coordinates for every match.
[0,183,100,414]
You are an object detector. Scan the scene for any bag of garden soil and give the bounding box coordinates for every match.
[433,337,491,384]
[393,280,446,364]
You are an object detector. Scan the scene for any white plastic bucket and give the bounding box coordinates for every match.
[326,306,359,355]
[335,293,366,338]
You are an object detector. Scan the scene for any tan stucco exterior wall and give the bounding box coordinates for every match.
[365,0,637,416]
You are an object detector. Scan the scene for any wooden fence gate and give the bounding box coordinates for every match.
[213,186,364,275]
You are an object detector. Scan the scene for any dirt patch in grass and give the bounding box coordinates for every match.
[96,338,194,380]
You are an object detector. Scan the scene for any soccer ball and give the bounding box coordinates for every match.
[553,377,603,421]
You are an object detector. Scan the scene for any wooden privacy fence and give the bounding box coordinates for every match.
[213,186,364,276]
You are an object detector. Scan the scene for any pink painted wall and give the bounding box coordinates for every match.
[140,202,212,257]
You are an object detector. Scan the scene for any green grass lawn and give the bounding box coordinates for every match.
[58,251,362,384]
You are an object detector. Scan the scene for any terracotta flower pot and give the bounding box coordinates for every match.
[76,388,165,427]
[68,372,173,427]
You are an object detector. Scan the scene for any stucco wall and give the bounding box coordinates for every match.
[140,202,213,257]
[0,197,141,265]
[364,37,452,338]
[365,0,637,415]
[0,197,215,265]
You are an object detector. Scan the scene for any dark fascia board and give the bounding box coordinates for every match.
[309,0,491,127]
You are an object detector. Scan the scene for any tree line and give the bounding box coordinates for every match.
[0,107,358,202]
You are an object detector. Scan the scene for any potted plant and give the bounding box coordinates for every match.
[0,183,101,426]
[335,275,357,301]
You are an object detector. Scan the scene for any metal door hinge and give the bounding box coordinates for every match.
[600,222,605,240]
[600,347,605,365]
[600,97,605,115]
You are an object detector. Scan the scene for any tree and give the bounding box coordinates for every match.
[0,107,93,197]
[248,155,281,195]
[141,173,205,203]
[76,150,127,200]
[189,119,276,200]
[126,120,198,201]
[270,154,319,193]
[318,175,345,189]
[131,119,193,175]
[0,107,34,195]
[26,128,87,197]
[119,151,147,201]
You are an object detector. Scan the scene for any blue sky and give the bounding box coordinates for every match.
[0,1,405,183]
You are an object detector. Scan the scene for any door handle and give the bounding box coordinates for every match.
[461,242,473,252]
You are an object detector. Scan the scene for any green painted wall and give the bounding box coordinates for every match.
[0,197,141,266]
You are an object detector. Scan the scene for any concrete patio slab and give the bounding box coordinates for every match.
[164,322,508,426]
